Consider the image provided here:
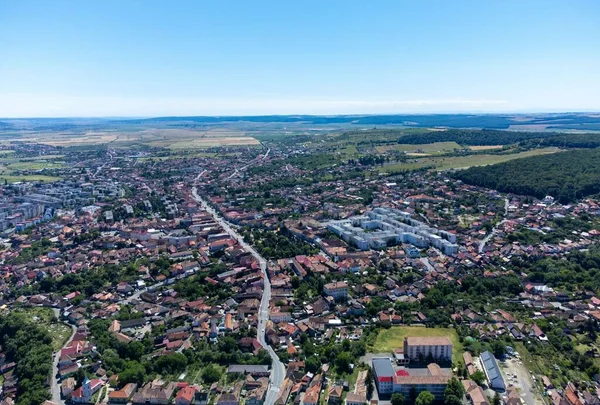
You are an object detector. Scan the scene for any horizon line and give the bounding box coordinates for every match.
[3,110,600,120]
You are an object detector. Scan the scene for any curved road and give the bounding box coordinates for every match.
[191,186,285,405]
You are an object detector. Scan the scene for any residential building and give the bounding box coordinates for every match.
[403,337,453,363]
[323,281,348,300]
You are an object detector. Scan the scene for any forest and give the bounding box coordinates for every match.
[512,245,600,294]
[453,148,600,203]
[240,227,319,260]
[397,128,600,147]
[0,312,54,405]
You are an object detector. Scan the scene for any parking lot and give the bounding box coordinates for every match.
[500,357,545,405]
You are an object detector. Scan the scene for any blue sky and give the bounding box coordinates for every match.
[1,0,599,117]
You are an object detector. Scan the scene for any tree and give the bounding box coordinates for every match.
[491,341,506,359]
[335,352,352,374]
[119,361,146,385]
[415,391,435,405]
[445,377,465,399]
[366,367,374,399]
[492,392,501,405]
[471,370,486,386]
[444,395,462,405]
[390,393,406,405]
[202,364,222,383]
[409,386,417,403]
[305,357,320,374]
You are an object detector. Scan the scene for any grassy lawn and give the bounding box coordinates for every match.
[377,147,561,172]
[372,326,464,364]
[13,307,72,350]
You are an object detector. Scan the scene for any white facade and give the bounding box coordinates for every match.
[327,207,459,256]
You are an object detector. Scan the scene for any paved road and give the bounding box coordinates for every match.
[501,357,545,405]
[227,147,270,179]
[191,186,285,405]
[478,198,509,253]
[121,280,165,306]
[50,308,77,405]
[419,257,435,272]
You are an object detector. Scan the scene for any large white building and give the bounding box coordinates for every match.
[323,281,348,300]
[326,207,459,256]
[372,358,450,401]
[403,336,453,363]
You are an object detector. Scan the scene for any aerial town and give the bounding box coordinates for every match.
[1,119,600,405]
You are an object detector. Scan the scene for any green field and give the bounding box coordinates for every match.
[376,141,462,155]
[0,175,61,183]
[378,147,561,172]
[13,307,72,350]
[6,161,64,170]
[372,326,464,364]
[137,152,218,161]
[0,154,65,164]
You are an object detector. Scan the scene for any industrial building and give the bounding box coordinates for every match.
[480,351,505,391]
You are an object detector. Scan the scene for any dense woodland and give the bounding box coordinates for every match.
[453,148,600,203]
[0,313,54,405]
[240,227,319,259]
[397,129,600,147]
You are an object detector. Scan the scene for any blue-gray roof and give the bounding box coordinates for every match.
[372,357,394,377]
[481,351,503,383]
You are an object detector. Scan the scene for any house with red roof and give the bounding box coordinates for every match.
[175,385,197,405]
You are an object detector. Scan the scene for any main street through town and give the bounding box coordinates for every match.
[191,184,285,405]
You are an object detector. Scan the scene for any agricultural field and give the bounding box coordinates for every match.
[0,154,65,164]
[0,174,62,183]
[468,145,504,151]
[20,132,119,147]
[0,154,65,183]
[377,147,561,173]
[371,326,464,364]
[5,161,64,170]
[166,136,260,150]
[375,141,462,155]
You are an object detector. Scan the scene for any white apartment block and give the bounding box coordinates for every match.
[326,207,459,256]
[403,337,453,363]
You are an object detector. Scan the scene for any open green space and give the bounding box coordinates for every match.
[371,326,463,363]
[377,147,561,172]
[0,154,65,164]
[375,141,462,155]
[12,307,72,351]
[0,175,62,183]
[137,152,218,161]
[6,161,64,170]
